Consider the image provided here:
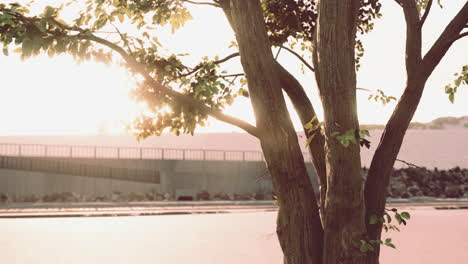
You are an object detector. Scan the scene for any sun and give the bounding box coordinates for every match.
[0,53,143,135]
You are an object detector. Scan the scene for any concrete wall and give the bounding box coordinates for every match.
[0,157,318,200]
[0,169,160,198]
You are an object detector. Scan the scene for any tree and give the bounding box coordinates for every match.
[1,0,467,263]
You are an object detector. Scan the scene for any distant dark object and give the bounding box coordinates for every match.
[196,191,210,201]
[177,196,194,201]
[0,193,8,203]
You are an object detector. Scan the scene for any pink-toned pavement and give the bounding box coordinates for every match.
[0,209,467,264]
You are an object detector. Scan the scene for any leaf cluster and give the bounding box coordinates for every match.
[368,89,397,106]
[369,208,411,233]
[262,0,382,46]
[331,129,370,148]
[445,65,467,104]
[362,208,410,253]
[359,237,396,253]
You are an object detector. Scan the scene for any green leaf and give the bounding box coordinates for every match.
[359,129,370,138]
[360,240,368,253]
[385,213,391,223]
[449,93,454,104]
[2,46,8,56]
[306,133,316,147]
[400,211,411,220]
[384,238,396,249]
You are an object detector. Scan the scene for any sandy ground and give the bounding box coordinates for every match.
[0,209,467,264]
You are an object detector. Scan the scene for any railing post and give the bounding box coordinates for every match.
[70,146,73,158]
[117,148,120,159]
[44,145,48,157]
[161,148,165,160]
[242,151,245,162]
[94,146,97,159]
[223,151,226,161]
[182,149,185,160]
[203,150,206,160]
[140,148,143,160]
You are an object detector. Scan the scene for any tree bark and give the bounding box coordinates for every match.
[224,1,323,263]
[315,0,367,263]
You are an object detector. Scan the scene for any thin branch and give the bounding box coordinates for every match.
[39,18,258,137]
[179,52,240,78]
[454,31,468,41]
[219,73,244,78]
[357,87,372,92]
[420,0,433,27]
[112,24,135,57]
[274,46,282,60]
[279,45,315,72]
[84,34,258,137]
[178,0,221,7]
[422,2,468,76]
[396,159,424,169]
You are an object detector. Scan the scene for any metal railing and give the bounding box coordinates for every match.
[0,143,313,162]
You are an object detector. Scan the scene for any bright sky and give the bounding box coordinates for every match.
[0,0,466,136]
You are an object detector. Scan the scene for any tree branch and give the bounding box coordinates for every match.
[455,31,468,41]
[420,0,433,27]
[29,15,258,137]
[81,33,258,137]
[422,2,468,77]
[178,0,221,8]
[219,73,244,78]
[179,52,239,78]
[279,45,315,72]
[396,158,424,169]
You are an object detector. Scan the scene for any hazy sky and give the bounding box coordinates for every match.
[0,0,466,135]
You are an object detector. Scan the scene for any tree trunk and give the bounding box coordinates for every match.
[364,79,426,264]
[364,3,468,263]
[224,1,323,263]
[315,0,367,263]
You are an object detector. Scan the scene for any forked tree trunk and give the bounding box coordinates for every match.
[223,0,323,263]
[315,0,368,263]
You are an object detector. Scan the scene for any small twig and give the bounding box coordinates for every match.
[219,73,244,78]
[279,45,315,72]
[274,46,282,60]
[179,52,240,78]
[112,24,135,57]
[396,159,424,169]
